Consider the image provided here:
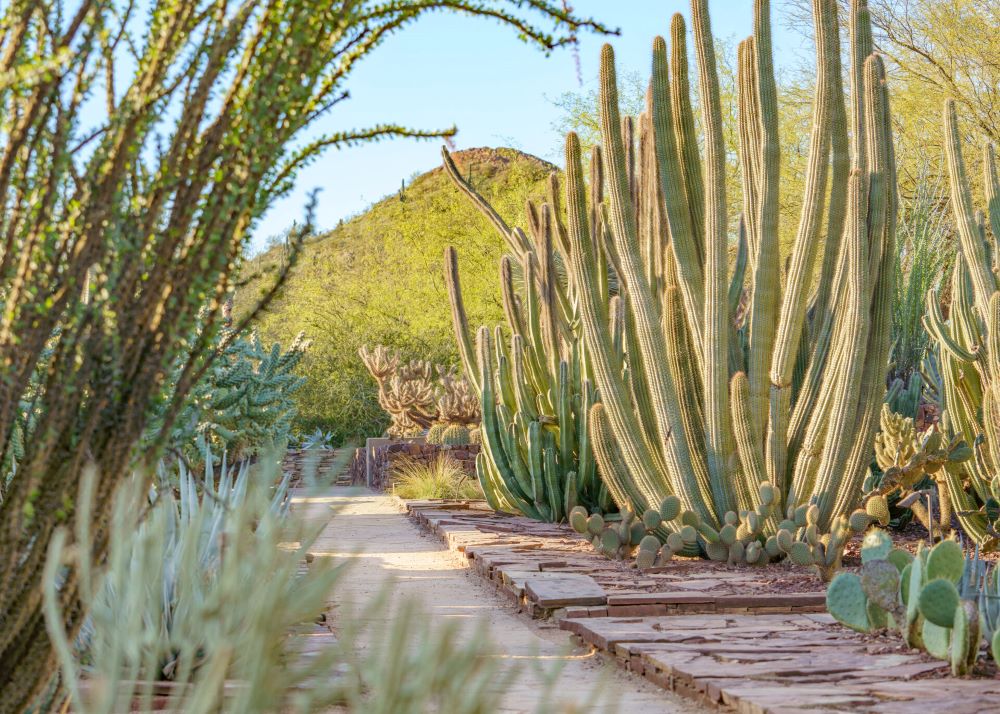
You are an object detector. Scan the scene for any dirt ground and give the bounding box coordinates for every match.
[296,487,705,713]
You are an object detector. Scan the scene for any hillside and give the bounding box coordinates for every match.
[235,147,557,441]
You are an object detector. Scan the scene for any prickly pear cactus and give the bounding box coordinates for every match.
[825,531,989,675]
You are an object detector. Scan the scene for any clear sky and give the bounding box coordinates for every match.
[252,1,809,251]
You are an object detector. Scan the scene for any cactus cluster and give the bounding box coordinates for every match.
[886,372,923,420]
[359,345,480,439]
[827,534,1000,675]
[919,105,1000,549]
[444,155,609,521]
[518,0,898,575]
[869,404,972,537]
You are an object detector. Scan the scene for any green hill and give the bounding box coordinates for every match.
[236,147,556,442]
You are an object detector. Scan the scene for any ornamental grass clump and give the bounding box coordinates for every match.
[391,455,483,500]
[556,0,897,577]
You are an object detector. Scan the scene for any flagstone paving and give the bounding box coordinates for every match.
[402,498,1000,713]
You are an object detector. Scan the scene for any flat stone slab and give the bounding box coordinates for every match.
[524,573,606,607]
[562,613,1000,712]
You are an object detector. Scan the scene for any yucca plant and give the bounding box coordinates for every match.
[921,102,1000,548]
[0,2,610,703]
[554,0,897,577]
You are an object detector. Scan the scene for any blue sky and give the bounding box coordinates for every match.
[252,1,808,251]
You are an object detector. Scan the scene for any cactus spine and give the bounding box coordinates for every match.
[560,0,895,576]
[443,161,607,522]
[921,102,1000,548]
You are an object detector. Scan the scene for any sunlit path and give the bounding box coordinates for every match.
[301,488,705,713]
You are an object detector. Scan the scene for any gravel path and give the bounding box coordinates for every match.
[297,487,705,713]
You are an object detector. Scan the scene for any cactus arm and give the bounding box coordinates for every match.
[813,55,894,527]
[444,247,481,394]
[441,147,530,257]
[766,0,839,493]
[744,0,781,436]
[944,100,997,317]
[557,361,574,475]
[731,372,768,497]
[668,13,705,265]
[923,292,979,363]
[728,217,749,322]
[650,36,705,366]
[588,402,653,512]
[691,0,737,514]
[577,379,597,492]
[498,256,529,342]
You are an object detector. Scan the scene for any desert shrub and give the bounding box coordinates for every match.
[891,168,952,383]
[391,456,483,500]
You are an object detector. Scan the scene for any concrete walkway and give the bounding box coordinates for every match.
[298,487,703,713]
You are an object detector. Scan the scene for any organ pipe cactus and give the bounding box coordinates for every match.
[554,0,896,576]
[443,155,608,521]
[921,105,1000,550]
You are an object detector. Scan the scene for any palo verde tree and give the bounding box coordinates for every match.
[0,1,611,708]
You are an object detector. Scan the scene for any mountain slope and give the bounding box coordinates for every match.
[236,147,556,441]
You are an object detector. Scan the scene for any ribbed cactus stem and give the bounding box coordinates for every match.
[669,13,705,265]
[767,0,839,491]
[744,0,781,436]
[945,100,997,317]
[690,0,737,513]
[651,36,704,372]
[444,246,480,394]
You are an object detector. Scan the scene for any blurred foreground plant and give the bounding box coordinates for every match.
[0,1,611,704]
[45,452,598,713]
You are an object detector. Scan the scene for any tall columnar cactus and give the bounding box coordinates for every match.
[443,156,608,521]
[921,103,1000,549]
[551,0,897,576]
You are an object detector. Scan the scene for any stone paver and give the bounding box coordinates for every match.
[405,500,827,619]
[561,613,1000,713]
[300,487,702,713]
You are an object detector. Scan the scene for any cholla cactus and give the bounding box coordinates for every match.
[921,105,1000,549]
[360,345,438,437]
[360,345,479,438]
[436,368,480,426]
[869,404,971,536]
